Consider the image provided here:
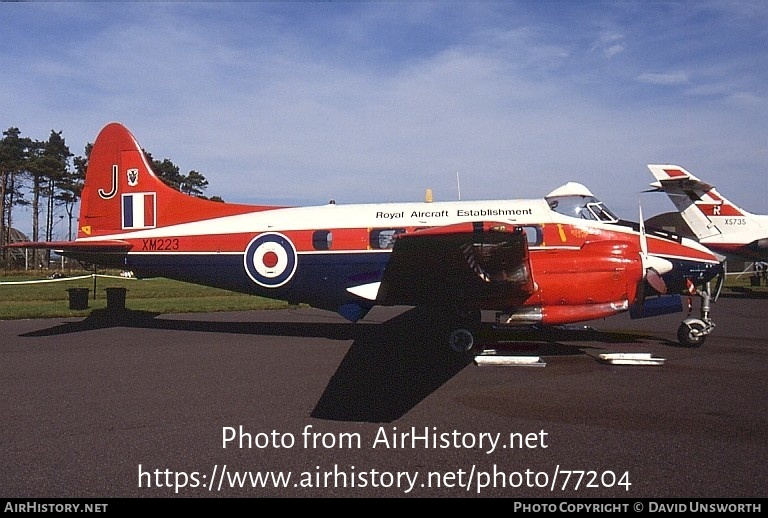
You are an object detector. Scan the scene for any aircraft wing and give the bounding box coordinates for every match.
[376,222,537,308]
[3,240,134,254]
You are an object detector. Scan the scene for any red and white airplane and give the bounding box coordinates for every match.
[8,123,725,348]
[648,164,768,262]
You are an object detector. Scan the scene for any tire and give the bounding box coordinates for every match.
[448,328,475,353]
[677,321,707,347]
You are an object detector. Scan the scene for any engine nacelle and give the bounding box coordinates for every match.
[527,240,645,325]
[531,240,643,307]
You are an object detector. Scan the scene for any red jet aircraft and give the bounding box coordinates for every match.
[7,123,724,349]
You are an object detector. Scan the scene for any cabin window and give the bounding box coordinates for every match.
[520,225,543,246]
[370,228,405,249]
[312,230,332,250]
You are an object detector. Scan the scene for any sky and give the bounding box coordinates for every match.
[2,1,767,238]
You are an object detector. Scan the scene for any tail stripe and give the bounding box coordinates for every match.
[122,193,157,229]
[663,168,687,179]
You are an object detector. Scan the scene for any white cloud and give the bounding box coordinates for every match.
[594,32,625,58]
[636,72,689,86]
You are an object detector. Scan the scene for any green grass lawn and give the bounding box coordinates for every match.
[0,269,293,320]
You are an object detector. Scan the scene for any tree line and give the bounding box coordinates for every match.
[0,126,219,268]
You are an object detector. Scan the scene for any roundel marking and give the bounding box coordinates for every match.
[243,232,297,288]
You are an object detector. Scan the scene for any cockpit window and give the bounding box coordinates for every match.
[546,195,619,223]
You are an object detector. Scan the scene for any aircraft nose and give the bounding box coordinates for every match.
[693,259,724,283]
[661,258,722,294]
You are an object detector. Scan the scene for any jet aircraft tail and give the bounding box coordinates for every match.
[647,164,753,242]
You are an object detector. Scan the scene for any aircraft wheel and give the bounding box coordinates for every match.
[677,321,707,348]
[448,328,475,353]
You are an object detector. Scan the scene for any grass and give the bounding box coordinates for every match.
[718,274,768,296]
[1,268,766,321]
[0,269,294,320]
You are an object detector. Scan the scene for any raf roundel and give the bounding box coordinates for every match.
[243,232,298,288]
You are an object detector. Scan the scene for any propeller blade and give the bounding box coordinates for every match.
[639,202,648,258]
[636,200,672,298]
[646,268,668,295]
[644,254,674,276]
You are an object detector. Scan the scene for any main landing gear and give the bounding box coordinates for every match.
[440,309,483,356]
[677,281,716,348]
[448,328,476,353]
[435,282,718,351]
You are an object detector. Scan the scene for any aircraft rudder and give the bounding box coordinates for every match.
[77,123,184,239]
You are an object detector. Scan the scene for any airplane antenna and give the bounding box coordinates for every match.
[456,171,461,200]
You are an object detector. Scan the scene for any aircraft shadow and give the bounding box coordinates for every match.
[18,308,670,422]
[312,315,682,421]
[18,308,473,422]
[18,308,361,340]
[310,312,474,422]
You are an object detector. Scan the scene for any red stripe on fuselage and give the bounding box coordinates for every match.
[117,222,717,265]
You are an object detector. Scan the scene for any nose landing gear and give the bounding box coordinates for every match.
[677,280,715,347]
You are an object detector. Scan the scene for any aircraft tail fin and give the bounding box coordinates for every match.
[646,164,749,242]
[77,122,270,240]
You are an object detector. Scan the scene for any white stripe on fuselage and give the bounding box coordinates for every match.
[74,196,719,264]
[77,198,555,241]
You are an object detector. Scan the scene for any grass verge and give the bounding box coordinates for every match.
[0,270,294,320]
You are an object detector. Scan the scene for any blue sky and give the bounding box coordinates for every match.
[2,1,767,238]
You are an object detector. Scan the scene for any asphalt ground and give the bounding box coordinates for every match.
[1,293,766,499]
